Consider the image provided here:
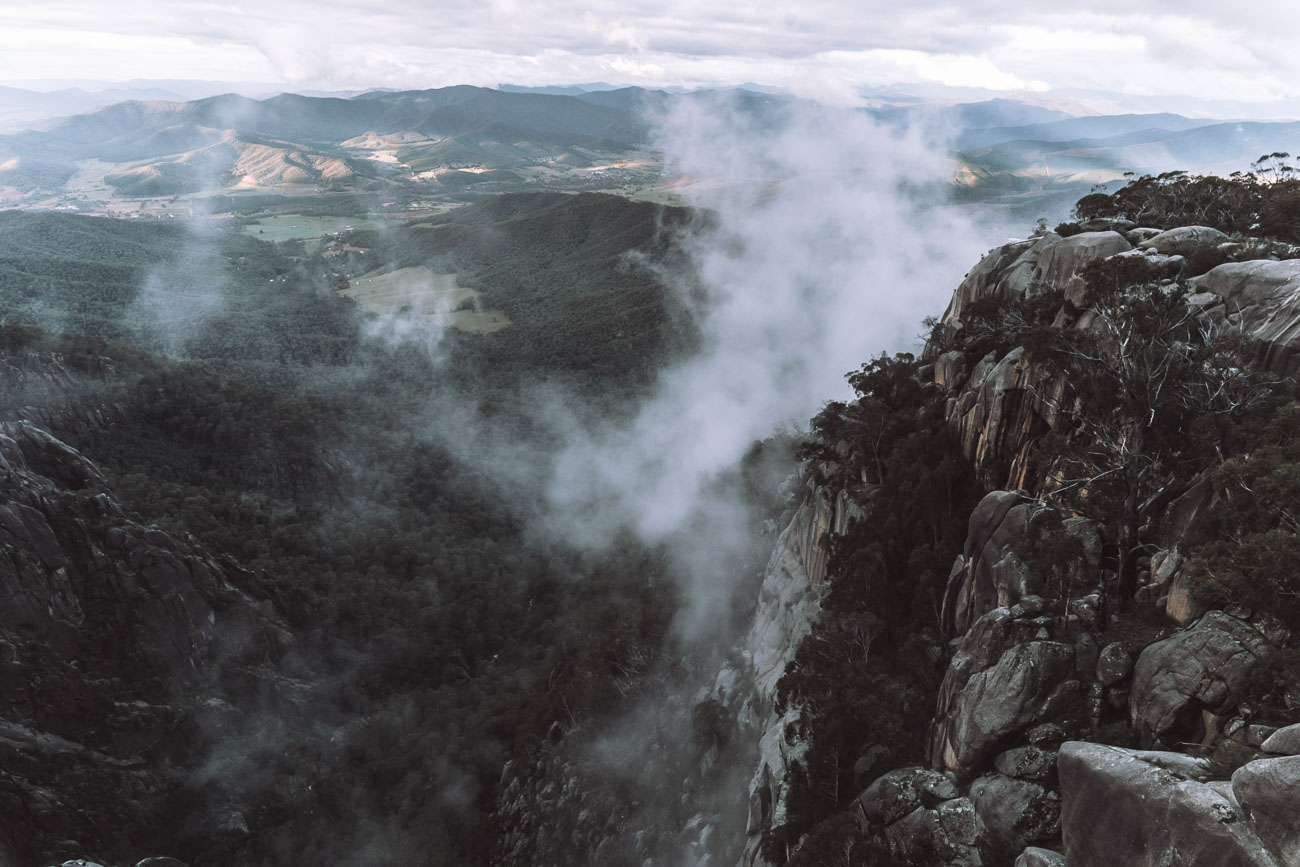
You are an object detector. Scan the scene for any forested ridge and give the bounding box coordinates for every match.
[0,194,754,866]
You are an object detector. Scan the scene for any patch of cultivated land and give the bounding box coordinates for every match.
[339,265,510,334]
[241,214,390,249]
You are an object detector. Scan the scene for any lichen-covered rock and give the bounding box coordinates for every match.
[968,773,1060,853]
[857,767,959,826]
[1129,611,1271,746]
[994,746,1057,784]
[1232,756,1300,865]
[883,797,984,867]
[1059,742,1281,867]
[1096,642,1133,686]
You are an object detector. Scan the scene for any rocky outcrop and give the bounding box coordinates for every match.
[1129,610,1271,746]
[940,493,1100,637]
[1137,225,1230,255]
[1190,258,1300,372]
[1058,742,1283,867]
[1034,231,1132,301]
[737,484,838,866]
[940,348,1063,490]
[0,421,289,866]
[939,231,1132,329]
[941,491,1036,637]
[968,773,1060,854]
[1260,722,1300,755]
[932,639,1080,778]
[855,779,985,867]
[1232,756,1300,865]
[784,477,865,588]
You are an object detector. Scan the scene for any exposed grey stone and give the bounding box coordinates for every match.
[856,767,959,826]
[1189,258,1300,373]
[1015,847,1067,867]
[1096,642,1133,686]
[1059,742,1281,867]
[1260,722,1300,755]
[969,773,1060,852]
[1137,225,1230,255]
[1035,231,1133,305]
[884,797,984,867]
[995,745,1057,783]
[1232,756,1300,866]
[1130,611,1271,746]
[938,642,1077,776]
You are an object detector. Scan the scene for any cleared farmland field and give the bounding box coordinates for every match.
[339,265,510,334]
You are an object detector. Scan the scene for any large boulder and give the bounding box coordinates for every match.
[968,773,1060,853]
[1058,742,1281,867]
[1137,225,1229,255]
[882,798,984,867]
[1260,722,1300,755]
[1096,642,1133,686]
[1129,611,1271,746]
[934,641,1079,777]
[942,491,1035,636]
[1189,258,1300,372]
[856,767,959,826]
[1034,231,1133,303]
[1232,756,1300,865]
[939,237,1050,328]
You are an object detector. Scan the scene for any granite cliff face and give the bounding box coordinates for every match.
[733,223,1300,867]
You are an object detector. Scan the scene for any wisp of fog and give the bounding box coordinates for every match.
[543,92,984,638]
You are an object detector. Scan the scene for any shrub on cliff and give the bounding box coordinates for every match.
[1029,259,1277,609]
[1073,154,1300,241]
[1193,402,1300,632]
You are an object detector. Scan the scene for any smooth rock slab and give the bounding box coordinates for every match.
[1233,756,1300,866]
[1137,225,1229,255]
[1260,722,1300,755]
[1058,742,1281,867]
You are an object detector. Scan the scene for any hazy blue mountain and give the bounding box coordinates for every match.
[956,112,1217,150]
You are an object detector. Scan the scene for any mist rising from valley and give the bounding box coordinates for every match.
[0,84,991,867]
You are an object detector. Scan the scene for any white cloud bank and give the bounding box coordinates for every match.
[4,1,1300,117]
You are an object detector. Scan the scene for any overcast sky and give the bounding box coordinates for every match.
[1,1,1296,117]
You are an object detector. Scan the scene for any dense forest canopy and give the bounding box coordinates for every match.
[0,195,779,866]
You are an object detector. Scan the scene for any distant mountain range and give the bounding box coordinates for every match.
[3,83,1300,212]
